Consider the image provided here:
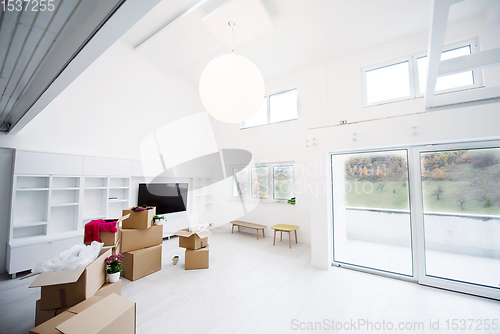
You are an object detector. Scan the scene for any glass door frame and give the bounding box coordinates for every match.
[330,140,500,300]
[411,140,500,300]
[330,146,418,284]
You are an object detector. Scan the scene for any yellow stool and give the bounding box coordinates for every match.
[271,224,299,249]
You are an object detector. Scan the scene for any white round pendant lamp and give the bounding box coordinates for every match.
[199,22,265,124]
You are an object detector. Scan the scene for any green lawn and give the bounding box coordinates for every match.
[345,180,409,210]
[345,179,500,215]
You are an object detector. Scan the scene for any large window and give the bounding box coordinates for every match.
[232,163,294,202]
[362,39,481,106]
[241,89,297,129]
[330,141,500,300]
[331,150,413,276]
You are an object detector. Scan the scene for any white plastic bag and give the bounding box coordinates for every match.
[190,223,210,233]
[31,241,103,273]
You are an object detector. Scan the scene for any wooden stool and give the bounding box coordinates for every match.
[271,224,299,249]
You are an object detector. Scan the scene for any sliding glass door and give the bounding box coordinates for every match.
[414,144,500,298]
[331,141,500,299]
[331,150,413,276]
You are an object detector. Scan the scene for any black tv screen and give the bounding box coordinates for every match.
[137,183,188,214]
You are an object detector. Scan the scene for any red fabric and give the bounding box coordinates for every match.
[99,221,117,233]
[84,220,101,243]
[84,220,118,243]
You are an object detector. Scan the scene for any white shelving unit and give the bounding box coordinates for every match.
[7,150,215,277]
[82,176,130,226]
[8,174,84,276]
[7,151,134,277]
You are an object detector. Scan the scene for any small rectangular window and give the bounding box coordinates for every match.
[273,165,294,200]
[240,89,297,129]
[365,61,411,104]
[242,97,267,129]
[417,45,474,94]
[269,89,297,123]
[251,167,269,199]
[232,168,248,197]
[362,39,480,106]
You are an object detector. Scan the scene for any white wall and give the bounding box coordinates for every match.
[0,148,14,273]
[209,61,329,243]
[0,40,204,161]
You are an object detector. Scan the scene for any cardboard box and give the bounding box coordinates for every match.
[29,248,112,310]
[30,293,136,334]
[35,299,68,326]
[175,228,212,250]
[121,225,163,253]
[110,238,121,255]
[122,244,162,281]
[185,246,209,270]
[84,214,129,246]
[95,279,121,297]
[122,207,156,229]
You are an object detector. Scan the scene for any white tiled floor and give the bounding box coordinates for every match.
[1,227,499,334]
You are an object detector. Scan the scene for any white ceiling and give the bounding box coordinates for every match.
[0,0,125,132]
[125,0,497,85]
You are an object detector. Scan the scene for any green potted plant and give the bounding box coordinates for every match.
[172,255,179,265]
[153,215,166,225]
[105,253,123,283]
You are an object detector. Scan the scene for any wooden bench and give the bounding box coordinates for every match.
[230,221,267,240]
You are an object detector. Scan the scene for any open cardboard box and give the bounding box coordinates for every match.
[34,279,122,327]
[174,228,212,250]
[84,214,130,247]
[122,207,156,229]
[95,279,121,297]
[29,248,112,310]
[121,225,163,253]
[35,300,68,326]
[30,293,136,334]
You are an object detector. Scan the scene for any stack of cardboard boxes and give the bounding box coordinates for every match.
[120,207,163,281]
[29,247,129,332]
[174,228,213,270]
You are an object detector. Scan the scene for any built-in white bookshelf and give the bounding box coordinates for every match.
[82,176,130,225]
[11,175,84,241]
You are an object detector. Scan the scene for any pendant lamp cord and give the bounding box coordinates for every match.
[228,21,235,53]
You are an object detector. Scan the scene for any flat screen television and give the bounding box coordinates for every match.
[137,183,188,214]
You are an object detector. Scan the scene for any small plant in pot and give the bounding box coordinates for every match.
[172,255,179,265]
[153,215,166,225]
[105,253,123,283]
